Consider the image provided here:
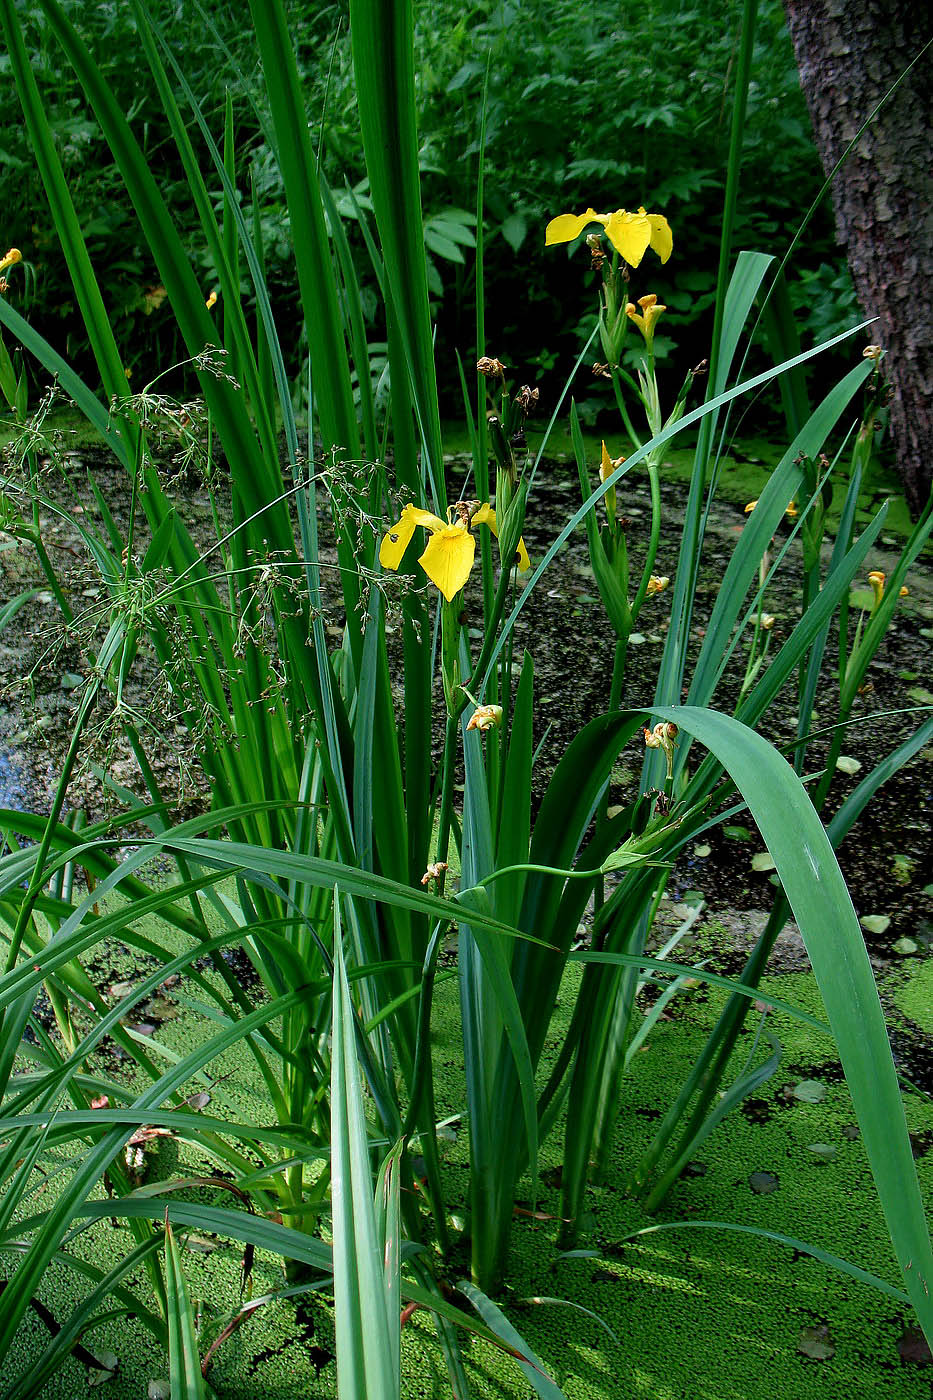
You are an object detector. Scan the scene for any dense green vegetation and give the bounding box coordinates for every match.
[3,0,853,414]
[1,1,929,1395]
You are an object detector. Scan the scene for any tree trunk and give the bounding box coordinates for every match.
[784,0,932,516]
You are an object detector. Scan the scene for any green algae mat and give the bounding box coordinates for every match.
[8,954,932,1399]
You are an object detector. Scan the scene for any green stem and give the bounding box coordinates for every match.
[610,368,642,453]
[31,535,73,623]
[609,636,628,713]
[630,461,663,618]
[3,669,106,976]
[434,712,462,885]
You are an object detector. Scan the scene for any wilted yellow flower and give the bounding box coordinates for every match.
[862,345,883,361]
[646,575,670,595]
[643,720,678,779]
[546,206,672,267]
[626,293,667,343]
[0,248,22,273]
[744,500,758,514]
[466,704,503,732]
[380,501,529,602]
[477,356,507,379]
[515,384,539,416]
[760,613,775,630]
[140,284,168,315]
[420,861,448,887]
[205,290,218,310]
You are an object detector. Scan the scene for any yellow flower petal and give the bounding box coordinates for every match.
[472,502,530,572]
[600,440,625,482]
[407,505,448,531]
[0,247,22,273]
[379,503,445,571]
[544,208,605,246]
[419,526,475,601]
[602,209,651,266]
[643,211,673,264]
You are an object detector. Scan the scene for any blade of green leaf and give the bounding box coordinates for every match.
[164,1217,209,1400]
[654,704,933,1339]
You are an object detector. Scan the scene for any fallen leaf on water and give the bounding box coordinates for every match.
[806,1143,837,1162]
[792,1080,826,1104]
[184,1233,220,1254]
[751,851,776,872]
[893,937,919,955]
[835,755,861,775]
[141,996,179,1020]
[797,1324,834,1360]
[748,1170,779,1194]
[859,914,891,935]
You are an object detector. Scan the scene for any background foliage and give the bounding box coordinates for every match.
[2,0,852,415]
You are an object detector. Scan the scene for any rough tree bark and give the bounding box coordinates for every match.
[784,1,932,516]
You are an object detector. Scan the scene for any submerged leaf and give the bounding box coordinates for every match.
[88,1352,119,1387]
[897,1326,933,1365]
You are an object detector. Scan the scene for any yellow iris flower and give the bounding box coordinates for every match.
[0,248,22,273]
[379,502,530,602]
[545,207,672,267]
